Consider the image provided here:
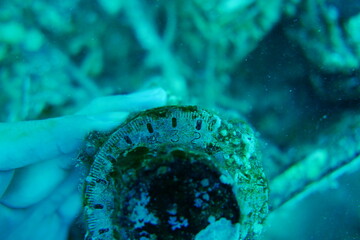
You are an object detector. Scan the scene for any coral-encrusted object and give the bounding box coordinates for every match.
[78,106,269,240]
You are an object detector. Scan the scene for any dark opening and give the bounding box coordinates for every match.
[172,117,177,128]
[116,152,240,239]
[147,123,154,133]
[196,120,202,130]
[124,135,132,144]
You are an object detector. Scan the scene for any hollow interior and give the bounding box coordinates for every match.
[114,150,240,240]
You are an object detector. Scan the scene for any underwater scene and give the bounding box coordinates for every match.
[0,0,359,239]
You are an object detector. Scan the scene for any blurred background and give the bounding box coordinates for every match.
[0,0,359,239]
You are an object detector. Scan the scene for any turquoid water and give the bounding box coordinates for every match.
[0,0,359,240]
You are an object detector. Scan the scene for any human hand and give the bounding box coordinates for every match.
[0,88,167,240]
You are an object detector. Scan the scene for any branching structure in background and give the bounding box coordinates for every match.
[285,0,360,101]
[0,0,359,239]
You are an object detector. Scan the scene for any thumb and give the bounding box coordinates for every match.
[0,112,128,170]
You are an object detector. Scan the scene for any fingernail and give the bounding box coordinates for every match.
[133,87,167,99]
[89,112,129,123]
[86,112,130,132]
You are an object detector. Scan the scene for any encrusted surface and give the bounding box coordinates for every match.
[80,106,268,240]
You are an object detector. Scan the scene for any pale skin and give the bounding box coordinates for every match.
[0,88,167,240]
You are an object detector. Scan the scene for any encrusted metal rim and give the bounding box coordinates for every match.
[81,106,269,240]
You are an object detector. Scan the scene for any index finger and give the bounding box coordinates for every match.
[0,88,167,170]
[76,87,167,115]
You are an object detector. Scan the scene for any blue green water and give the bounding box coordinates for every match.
[0,0,359,239]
